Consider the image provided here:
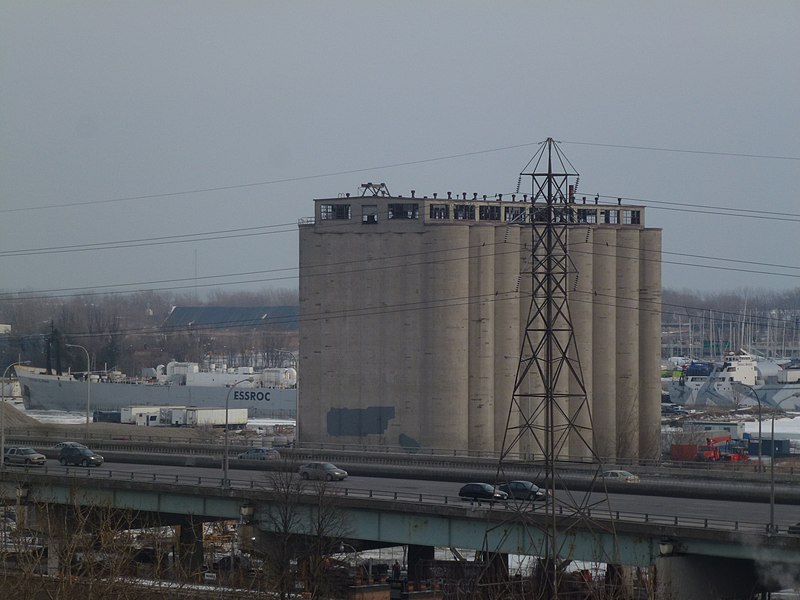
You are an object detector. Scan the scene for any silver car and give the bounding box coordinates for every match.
[4,447,47,466]
[237,448,280,461]
[602,469,640,483]
[298,462,348,481]
[52,441,87,450]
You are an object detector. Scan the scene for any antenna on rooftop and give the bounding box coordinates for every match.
[360,182,391,197]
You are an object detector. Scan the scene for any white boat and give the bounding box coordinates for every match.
[14,362,297,419]
[665,350,800,410]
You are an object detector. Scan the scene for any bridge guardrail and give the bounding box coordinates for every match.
[7,429,800,485]
[0,466,780,537]
[7,444,800,507]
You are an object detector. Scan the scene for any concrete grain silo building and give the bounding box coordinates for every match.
[298,185,661,461]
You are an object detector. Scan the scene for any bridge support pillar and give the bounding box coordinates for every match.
[656,555,764,599]
[46,539,62,575]
[176,515,204,579]
[480,550,509,582]
[407,544,434,582]
[23,503,70,576]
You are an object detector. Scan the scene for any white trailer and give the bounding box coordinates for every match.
[121,405,186,426]
[120,406,164,426]
[185,407,247,428]
[682,420,745,439]
[119,405,245,428]
[160,407,187,426]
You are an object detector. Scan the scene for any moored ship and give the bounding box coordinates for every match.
[665,350,800,409]
[14,362,297,419]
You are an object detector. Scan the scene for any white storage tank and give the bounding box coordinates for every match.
[260,368,297,388]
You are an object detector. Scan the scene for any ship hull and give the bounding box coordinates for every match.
[667,379,800,410]
[15,367,296,419]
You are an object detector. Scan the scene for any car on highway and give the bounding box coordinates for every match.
[52,441,87,450]
[59,446,104,467]
[498,480,547,501]
[236,448,280,461]
[601,470,640,483]
[458,483,508,503]
[4,447,47,466]
[298,462,348,481]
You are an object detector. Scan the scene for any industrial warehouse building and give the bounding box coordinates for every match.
[298,186,662,461]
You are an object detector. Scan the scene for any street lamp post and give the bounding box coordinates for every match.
[739,384,763,472]
[1,361,30,471]
[339,542,361,577]
[65,344,91,441]
[222,377,254,489]
[769,392,800,533]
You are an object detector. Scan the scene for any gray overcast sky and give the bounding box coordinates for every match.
[1,1,798,300]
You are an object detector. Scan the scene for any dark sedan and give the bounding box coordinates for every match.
[458,483,508,502]
[498,480,547,501]
[298,462,348,481]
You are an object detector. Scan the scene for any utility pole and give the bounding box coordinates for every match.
[491,139,617,598]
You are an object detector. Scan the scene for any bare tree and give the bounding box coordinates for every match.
[254,468,351,599]
[299,480,352,599]
[0,500,204,600]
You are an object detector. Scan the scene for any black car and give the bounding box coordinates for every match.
[498,480,547,501]
[59,446,104,467]
[458,483,508,502]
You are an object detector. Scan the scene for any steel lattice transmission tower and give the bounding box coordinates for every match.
[483,138,619,599]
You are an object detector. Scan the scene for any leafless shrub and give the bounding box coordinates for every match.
[253,468,352,599]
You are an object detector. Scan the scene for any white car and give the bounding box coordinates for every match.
[602,470,640,483]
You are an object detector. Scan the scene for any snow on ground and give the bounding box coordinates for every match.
[18,408,86,425]
[18,406,296,428]
[742,413,800,438]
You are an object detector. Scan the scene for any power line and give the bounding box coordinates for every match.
[0,266,299,299]
[2,231,795,338]
[0,224,296,258]
[590,193,800,222]
[4,138,796,215]
[560,140,800,162]
[2,230,799,302]
[5,212,796,346]
[3,186,800,262]
[15,280,797,345]
[0,142,544,214]
[2,180,798,300]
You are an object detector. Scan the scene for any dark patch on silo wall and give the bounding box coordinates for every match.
[326,406,395,436]
[398,433,420,450]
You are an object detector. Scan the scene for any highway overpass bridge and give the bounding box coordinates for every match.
[2,464,800,598]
